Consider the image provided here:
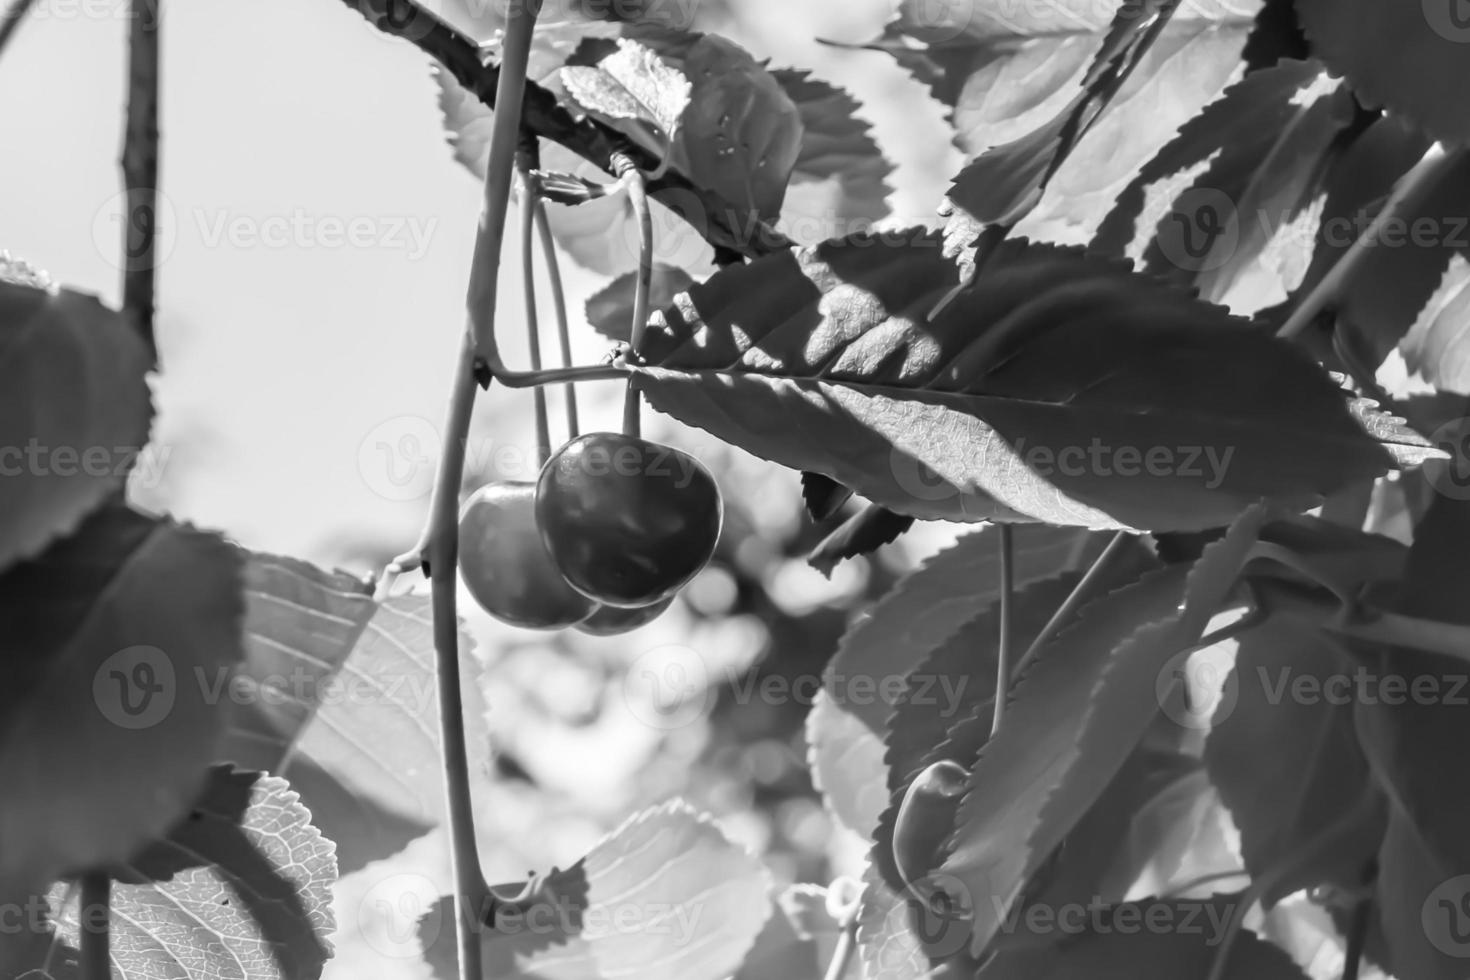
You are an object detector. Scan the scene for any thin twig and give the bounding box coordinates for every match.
[991,524,1014,737]
[516,156,551,467]
[534,201,579,439]
[1278,142,1458,340]
[336,0,790,260]
[822,887,864,980]
[0,0,38,60]
[121,0,161,362]
[1010,530,1134,679]
[617,154,652,438]
[427,334,490,980]
[1341,893,1371,980]
[79,872,110,980]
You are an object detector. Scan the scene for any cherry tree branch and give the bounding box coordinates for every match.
[122,0,162,361]
[79,872,110,980]
[336,0,790,260]
[0,0,37,59]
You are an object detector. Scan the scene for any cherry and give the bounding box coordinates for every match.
[892,759,968,891]
[575,595,676,636]
[535,432,722,608]
[458,482,596,630]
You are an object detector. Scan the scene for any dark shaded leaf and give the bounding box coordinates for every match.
[0,281,152,571]
[633,231,1425,531]
[800,471,852,521]
[807,504,914,576]
[0,502,243,899]
[585,264,695,344]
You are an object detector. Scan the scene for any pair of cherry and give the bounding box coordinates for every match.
[458,431,723,635]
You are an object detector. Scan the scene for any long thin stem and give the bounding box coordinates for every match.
[1011,530,1134,679]
[1278,142,1457,340]
[0,0,38,60]
[463,0,539,367]
[79,872,110,980]
[822,889,863,980]
[122,0,161,362]
[534,201,579,439]
[516,157,551,467]
[1341,894,1371,980]
[427,334,490,980]
[618,156,652,438]
[991,524,1014,737]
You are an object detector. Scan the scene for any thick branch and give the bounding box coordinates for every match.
[339,0,790,259]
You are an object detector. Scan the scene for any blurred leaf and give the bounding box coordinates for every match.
[53,768,336,979]
[1296,0,1470,145]
[0,501,243,899]
[808,526,1109,834]
[422,800,771,980]
[1205,618,1383,904]
[807,504,914,576]
[0,280,152,572]
[561,38,691,138]
[633,231,1425,531]
[585,264,695,343]
[1241,0,1309,70]
[940,509,1262,958]
[974,896,1310,979]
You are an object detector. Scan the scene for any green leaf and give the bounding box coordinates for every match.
[632,230,1423,530]
[806,503,914,576]
[421,801,771,980]
[53,768,336,979]
[561,38,691,139]
[213,556,472,870]
[1402,253,1470,395]
[1353,433,1470,979]
[0,280,153,572]
[1297,0,1470,145]
[585,264,695,343]
[1205,617,1383,904]
[806,526,1110,834]
[0,501,244,899]
[974,896,1310,979]
[773,68,893,235]
[675,35,804,226]
[939,508,1263,958]
[1093,60,1352,315]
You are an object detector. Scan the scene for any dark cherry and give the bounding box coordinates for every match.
[575,595,676,636]
[458,481,595,630]
[535,432,723,608]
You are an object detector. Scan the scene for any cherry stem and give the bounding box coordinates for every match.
[426,335,491,980]
[79,872,110,980]
[516,154,551,468]
[1341,892,1371,980]
[534,195,579,439]
[463,0,538,368]
[822,888,863,980]
[1278,141,1457,341]
[1011,530,1134,680]
[990,524,1014,737]
[616,152,653,439]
